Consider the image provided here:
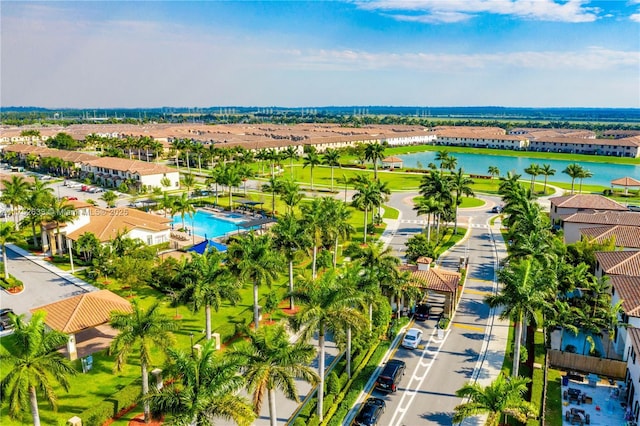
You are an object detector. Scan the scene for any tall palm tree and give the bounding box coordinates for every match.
[442,156,458,172]
[435,150,450,172]
[109,300,179,423]
[180,173,197,196]
[449,168,475,234]
[539,164,556,195]
[226,232,281,330]
[577,167,593,194]
[290,270,367,421]
[0,221,20,279]
[171,192,195,230]
[351,179,385,244]
[485,259,548,377]
[0,311,77,426]
[419,171,453,235]
[413,196,443,242]
[300,198,326,279]
[262,176,283,217]
[45,198,75,256]
[302,149,322,191]
[562,163,583,195]
[322,148,341,192]
[1,175,30,225]
[364,142,386,179]
[158,192,175,218]
[148,339,255,426]
[278,178,303,214]
[487,165,500,179]
[21,178,54,247]
[453,373,536,426]
[220,163,242,210]
[177,250,241,340]
[272,212,312,310]
[523,163,541,193]
[282,145,299,177]
[228,325,319,426]
[321,198,354,267]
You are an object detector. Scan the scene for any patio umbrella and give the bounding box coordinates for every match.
[611,176,640,195]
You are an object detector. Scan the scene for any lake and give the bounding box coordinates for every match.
[397,151,640,187]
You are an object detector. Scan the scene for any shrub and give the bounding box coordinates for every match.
[294,418,307,426]
[79,382,141,426]
[308,414,320,426]
[327,371,340,395]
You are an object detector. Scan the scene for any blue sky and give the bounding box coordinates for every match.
[1,1,639,108]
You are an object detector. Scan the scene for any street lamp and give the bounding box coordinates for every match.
[67,238,75,274]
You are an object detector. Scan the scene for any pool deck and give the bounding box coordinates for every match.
[562,377,630,425]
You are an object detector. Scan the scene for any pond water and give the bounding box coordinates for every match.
[397,151,640,188]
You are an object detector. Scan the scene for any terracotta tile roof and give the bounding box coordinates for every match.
[400,264,461,293]
[595,251,640,277]
[531,136,640,147]
[83,157,176,176]
[549,194,628,211]
[67,207,171,242]
[0,173,35,190]
[629,328,640,358]
[610,276,640,317]
[611,177,640,187]
[580,226,640,249]
[30,290,132,333]
[382,156,404,162]
[563,211,640,227]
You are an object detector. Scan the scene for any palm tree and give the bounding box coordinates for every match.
[278,178,303,214]
[177,250,241,340]
[539,164,556,195]
[262,176,283,217]
[282,145,299,177]
[100,190,118,208]
[21,178,53,247]
[300,198,325,279]
[0,311,76,426]
[351,179,382,244]
[364,142,386,179]
[220,163,242,210]
[419,171,453,235]
[487,165,500,179]
[148,339,255,426]
[442,156,458,172]
[180,173,197,196]
[577,167,593,194]
[449,168,475,234]
[302,149,322,191]
[435,150,450,172]
[523,163,542,193]
[226,232,281,330]
[485,259,548,377]
[45,198,75,256]
[109,300,179,423]
[453,373,536,426]
[158,192,175,218]
[321,197,354,267]
[322,148,341,192]
[562,163,583,194]
[413,196,443,242]
[272,212,311,310]
[1,175,29,225]
[0,221,20,279]
[228,325,319,426]
[290,270,367,421]
[171,192,195,230]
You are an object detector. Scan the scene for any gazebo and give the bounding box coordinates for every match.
[400,257,461,316]
[382,156,404,170]
[611,177,640,195]
[30,290,132,360]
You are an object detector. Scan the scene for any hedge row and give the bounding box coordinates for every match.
[77,381,141,426]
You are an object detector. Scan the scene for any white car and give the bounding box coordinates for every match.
[402,328,423,349]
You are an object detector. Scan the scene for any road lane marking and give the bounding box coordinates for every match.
[464,288,493,296]
[452,323,485,332]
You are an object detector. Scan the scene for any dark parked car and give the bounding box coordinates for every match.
[414,303,431,320]
[491,205,503,213]
[375,359,406,393]
[0,308,15,331]
[353,398,386,426]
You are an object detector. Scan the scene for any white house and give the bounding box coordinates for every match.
[549,194,628,226]
[561,211,640,244]
[80,157,180,191]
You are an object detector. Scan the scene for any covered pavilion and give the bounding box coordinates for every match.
[611,176,640,195]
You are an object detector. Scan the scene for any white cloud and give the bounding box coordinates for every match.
[355,0,601,23]
[631,13,640,21]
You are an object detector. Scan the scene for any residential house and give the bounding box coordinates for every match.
[528,136,640,158]
[595,251,640,279]
[435,129,529,150]
[80,157,179,190]
[560,211,640,244]
[580,226,640,250]
[549,194,628,226]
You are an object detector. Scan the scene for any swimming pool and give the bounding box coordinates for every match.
[561,330,605,357]
[172,210,240,238]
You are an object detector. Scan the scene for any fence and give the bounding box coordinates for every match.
[548,350,627,378]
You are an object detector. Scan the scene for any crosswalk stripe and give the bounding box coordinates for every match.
[465,289,493,296]
[453,323,485,332]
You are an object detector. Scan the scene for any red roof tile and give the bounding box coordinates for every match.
[581,226,640,249]
[611,276,640,317]
[549,194,628,211]
[596,251,640,277]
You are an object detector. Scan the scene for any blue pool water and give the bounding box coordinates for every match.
[397,151,640,188]
[561,331,605,357]
[172,210,239,238]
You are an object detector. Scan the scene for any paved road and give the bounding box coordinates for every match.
[347,193,510,426]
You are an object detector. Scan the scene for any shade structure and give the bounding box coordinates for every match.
[187,239,227,254]
[611,177,640,195]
